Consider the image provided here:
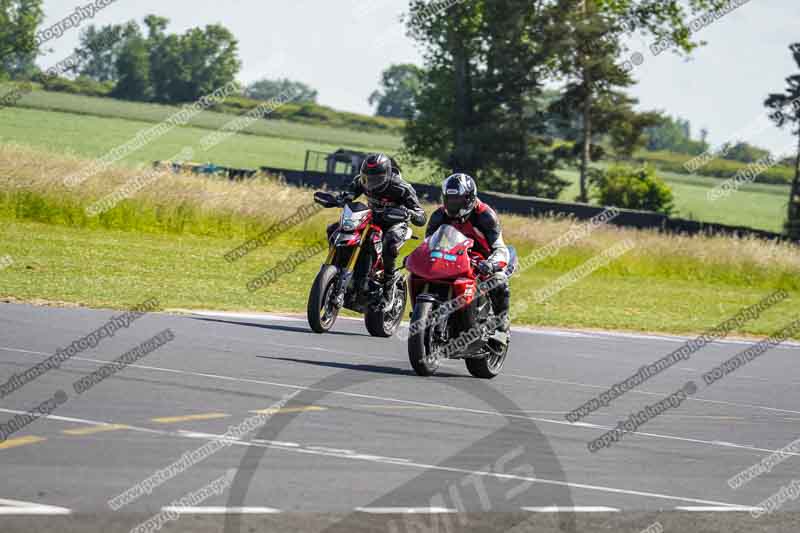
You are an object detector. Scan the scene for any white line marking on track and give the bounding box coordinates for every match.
[4,347,800,460]
[4,344,799,416]
[0,498,71,515]
[0,403,749,509]
[162,506,280,514]
[251,439,300,448]
[356,507,458,514]
[502,372,800,416]
[675,506,764,512]
[177,430,241,442]
[184,311,800,348]
[112,362,800,457]
[171,430,747,508]
[0,408,168,435]
[523,506,619,513]
[188,311,302,323]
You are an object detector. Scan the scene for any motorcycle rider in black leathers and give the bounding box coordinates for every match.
[327,153,427,299]
[425,173,511,332]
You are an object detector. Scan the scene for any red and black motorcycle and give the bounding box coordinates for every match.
[307,191,410,337]
[405,224,517,378]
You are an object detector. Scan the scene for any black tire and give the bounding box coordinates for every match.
[307,265,340,333]
[408,300,440,376]
[465,338,509,379]
[365,277,407,337]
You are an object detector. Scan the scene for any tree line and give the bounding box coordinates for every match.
[375,0,799,235]
[0,4,317,105]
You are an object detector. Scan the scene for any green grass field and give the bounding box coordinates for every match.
[556,168,789,232]
[0,106,357,171]
[11,89,403,152]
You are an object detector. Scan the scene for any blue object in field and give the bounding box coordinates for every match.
[199,163,221,174]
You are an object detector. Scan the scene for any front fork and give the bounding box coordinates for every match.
[417,288,453,345]
[326,227,368,309]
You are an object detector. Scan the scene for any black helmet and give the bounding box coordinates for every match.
[442,173,477,219]
[360,153,392,194]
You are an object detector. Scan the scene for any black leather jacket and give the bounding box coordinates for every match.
[344,170,427,227]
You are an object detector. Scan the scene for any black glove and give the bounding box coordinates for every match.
[382,206,409,223]
[335,192,351,206]
[477,260,496,276]
[410,210,426,227]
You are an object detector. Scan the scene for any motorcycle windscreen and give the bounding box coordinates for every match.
[406,224,473,280]
[339,204,370,232]
[427,224,471,253]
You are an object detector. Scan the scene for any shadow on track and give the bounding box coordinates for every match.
[258,355,466,378]
[190,317,368,337]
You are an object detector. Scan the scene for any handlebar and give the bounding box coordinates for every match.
[313,192,414,225]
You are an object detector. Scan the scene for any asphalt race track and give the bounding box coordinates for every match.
[1,302,799,532]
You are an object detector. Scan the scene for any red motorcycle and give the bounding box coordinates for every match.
[405,224,517,378]
[307,191,410,337]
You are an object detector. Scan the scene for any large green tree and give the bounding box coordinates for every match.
[551,0,729,201]
[0,0,43,80]
[720,141,772,164]
[644,114,707,155]
[103,15,241,104]
[73,22,140,82]
[245,78,317,103]
[553,92,661,172]
[171,24,240,102]
[765,43,800,239]
[369,64,422,119]
[405,0,570,198]
[111,34,152,101]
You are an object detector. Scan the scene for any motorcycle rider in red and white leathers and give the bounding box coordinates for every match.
[425,173,511,332]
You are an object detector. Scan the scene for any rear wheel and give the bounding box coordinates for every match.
[465,337,508,379]
[408,300,440,376]
[365,276,407,337]
[307,265,340,333]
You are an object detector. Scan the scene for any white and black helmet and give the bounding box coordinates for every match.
[442,173,477,219]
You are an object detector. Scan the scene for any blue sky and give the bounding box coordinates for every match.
[37,0,800,155]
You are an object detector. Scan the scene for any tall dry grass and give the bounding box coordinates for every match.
[502,212,800,279]
[1,142,799,288]
[0,143,317,238]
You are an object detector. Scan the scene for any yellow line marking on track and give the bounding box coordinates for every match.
[62,424,130,436]
[0,436,46,449]
[152,413,230,424]
[249,406,327,415]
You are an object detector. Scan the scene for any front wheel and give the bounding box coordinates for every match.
[365,277,407,337]
[307,265,340,333]
[465,338,509,379]
[408,300,440,376]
